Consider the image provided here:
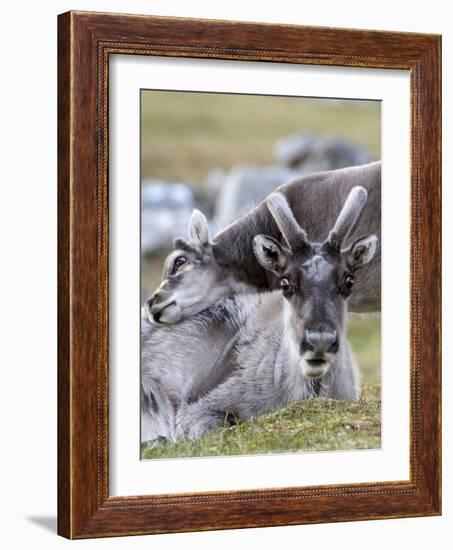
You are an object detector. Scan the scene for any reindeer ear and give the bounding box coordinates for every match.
[188,209,210,247]
[253,235,289,275]
[345,235,378,271]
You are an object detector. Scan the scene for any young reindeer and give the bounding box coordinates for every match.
[174,186,378,440]
[146,161,381,326]
[141,211,251,442]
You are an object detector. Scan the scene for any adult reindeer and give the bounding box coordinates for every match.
[146,161,381,327]
[174,186,377,440]
[142,187,378,442]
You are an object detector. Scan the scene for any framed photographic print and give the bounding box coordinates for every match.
[58,11,441,539]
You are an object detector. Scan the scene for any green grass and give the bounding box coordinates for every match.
[142,385,381,459]
[348,313,381,388]
[141,91,381,186]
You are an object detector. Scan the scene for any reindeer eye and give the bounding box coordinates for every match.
[280,278,293,298]
[174,256,187,269]
[345,275,354,289]
[280,278,290,290]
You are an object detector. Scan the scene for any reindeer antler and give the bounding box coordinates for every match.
[323,186,368,251]
[266,192,310,252]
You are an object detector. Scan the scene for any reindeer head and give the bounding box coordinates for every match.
[253,187,378,379]
[146,210,239,325]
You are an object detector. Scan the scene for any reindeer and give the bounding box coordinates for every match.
[142,187,378,443]
[146,161,381,329]
[174,187,378,440]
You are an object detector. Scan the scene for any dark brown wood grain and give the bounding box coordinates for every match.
[57,11,71,538]
[57,10,441,539]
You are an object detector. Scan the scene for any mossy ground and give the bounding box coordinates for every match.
[142,385,380,459]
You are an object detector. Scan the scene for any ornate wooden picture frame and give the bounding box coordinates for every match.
[58,11,441,539]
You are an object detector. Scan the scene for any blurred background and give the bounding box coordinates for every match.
[141,91,381,389]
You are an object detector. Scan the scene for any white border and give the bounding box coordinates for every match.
[109,56,410,496]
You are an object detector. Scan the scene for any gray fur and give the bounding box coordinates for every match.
[141,296,249,442]
[325,186,368,249]
[188,209,210,247]
[266,192,309,250]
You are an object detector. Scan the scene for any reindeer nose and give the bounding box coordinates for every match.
[302,327,338,355]
[146,293,157,310]
[146,292,157,312]
[146,292,162,322]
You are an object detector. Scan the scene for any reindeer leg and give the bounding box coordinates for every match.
[175,402,225,441]
[141,380,177,444]
[176,377,244,441]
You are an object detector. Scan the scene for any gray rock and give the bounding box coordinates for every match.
[141,180,196,255]
[212,165,298,230]
[274,133,373,173]
[211,135,373,231]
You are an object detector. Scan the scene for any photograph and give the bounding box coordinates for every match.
[140,90,382,460]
